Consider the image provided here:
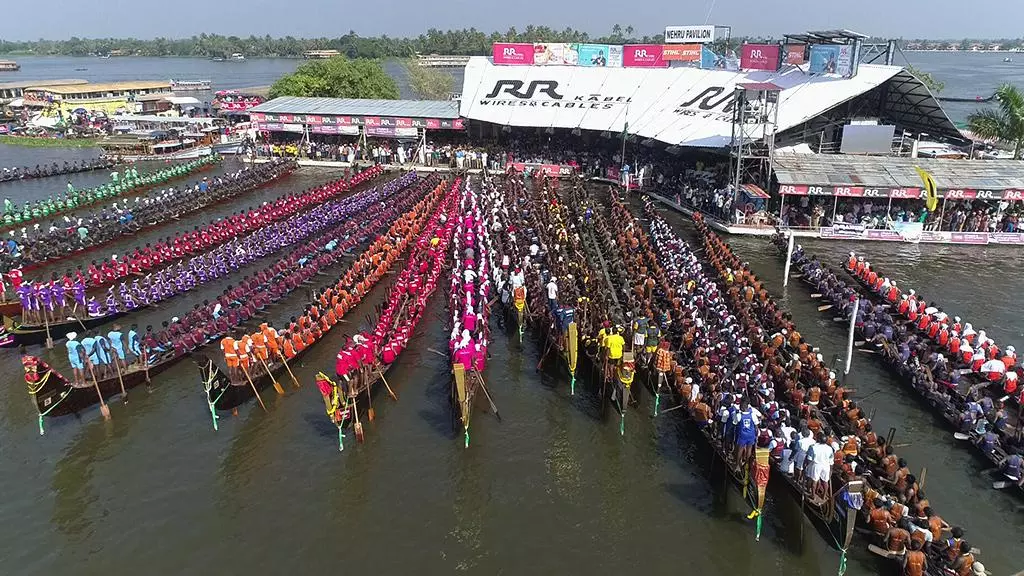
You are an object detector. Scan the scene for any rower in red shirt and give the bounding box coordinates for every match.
[87,262,102,286]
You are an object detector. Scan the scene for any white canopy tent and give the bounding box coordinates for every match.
[459,57,952,148]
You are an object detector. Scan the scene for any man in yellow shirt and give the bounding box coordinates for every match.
[605,326,626,362]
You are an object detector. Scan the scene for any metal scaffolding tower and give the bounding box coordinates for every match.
[728,82,782,209]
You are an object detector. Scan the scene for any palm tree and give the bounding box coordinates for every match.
[967,83,1024,159]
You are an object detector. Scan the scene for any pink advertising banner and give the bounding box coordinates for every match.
[623,44,668,68]
[492,43,535,65]
[740,43,781,71]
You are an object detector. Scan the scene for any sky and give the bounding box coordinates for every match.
[3,0,1021,41]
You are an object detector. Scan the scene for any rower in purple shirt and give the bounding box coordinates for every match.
[16,284,32,316]
[51,281,67,314]
[72,280,87,308]
[105,288,120,314]
[87,296,102,316]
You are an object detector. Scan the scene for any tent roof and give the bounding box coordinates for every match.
[250,96,460,119]
[774,154,1024,194]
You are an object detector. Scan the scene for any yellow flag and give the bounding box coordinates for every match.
[914,166,939,212]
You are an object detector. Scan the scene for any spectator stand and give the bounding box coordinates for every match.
[772,154,1024,244]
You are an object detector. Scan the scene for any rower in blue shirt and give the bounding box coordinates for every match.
[127,324,142,365]
[65,331,86,387]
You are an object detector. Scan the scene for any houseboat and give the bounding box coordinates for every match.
[303,50,341,59]
[22,81,173,115]
[170,79,212,91]
[415,54,471,68]
[0,61,20,72]
[0,79,87,105]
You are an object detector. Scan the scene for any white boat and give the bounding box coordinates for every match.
[116,144,213,161]
[170,79,212,91]
[229,53,246,61]
[1005,57,1013,63]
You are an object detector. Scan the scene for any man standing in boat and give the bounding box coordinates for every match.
[65,331,87,387]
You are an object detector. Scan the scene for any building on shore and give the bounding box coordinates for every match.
[21,81,173,115]
[0,79,87,105]
[416,54,471,68]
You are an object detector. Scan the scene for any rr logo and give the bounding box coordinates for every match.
[635,49,649,58]
[485,80,563,99]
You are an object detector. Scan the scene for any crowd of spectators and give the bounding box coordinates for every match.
[780,197,1023,233]
[250,136,491,169]
[245,128,1024,235]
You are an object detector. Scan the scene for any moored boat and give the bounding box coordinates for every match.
[170,79,212,91]
[319,177,460,448]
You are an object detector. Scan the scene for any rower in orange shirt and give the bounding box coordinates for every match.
[251,331,269,363]
[221,336,240,381]
[237,334,254,374]
[261,322,281,359]
[282,331,297,359]
[291,329,306,354]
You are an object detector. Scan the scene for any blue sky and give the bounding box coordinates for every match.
[4,0,1021,40]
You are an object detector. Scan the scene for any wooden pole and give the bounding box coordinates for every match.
[782,232,795,287]
[845,298,860,375]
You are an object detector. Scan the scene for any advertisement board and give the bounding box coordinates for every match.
[623,44,667,68]
[492,43,534,65]
[784,44,807,65]
[663,44,702,62]
[740,43,781,71]
[664,25,716,44]
[808,44,854,76]
[533,43,579,66]
[576,44,623,68]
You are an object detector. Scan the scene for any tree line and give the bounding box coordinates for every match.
[0,28,931,59]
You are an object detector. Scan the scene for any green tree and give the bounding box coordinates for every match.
[269,56,399,100]
[402,59,454,100]
[966,83,1024,159]
[905,64,944,94]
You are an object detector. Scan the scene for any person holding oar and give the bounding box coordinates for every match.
[65,332,87,387]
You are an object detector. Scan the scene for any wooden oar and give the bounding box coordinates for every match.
[867,544,904,559]
[258,355,285,395]
[87,361,111,420]
[994,481,1015,489]
[43,313,53,349]
[366,372,375,422]
[810,293,823,299]
[425,347,447,358]
[475,371,501,422]
[817,304,833,312]
[378,369,398,401]
[352,386,364,443]
[240,364,267,412]
[112,353,128,404]
[276,350,300,388]
[953,432,971,441]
